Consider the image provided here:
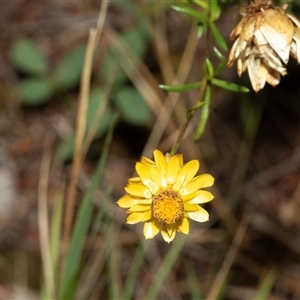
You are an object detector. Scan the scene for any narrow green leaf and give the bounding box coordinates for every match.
[191,0,207,9]
[144,235,187,300]
[9,38,48,75]
[253,269,277,300]
[213,47,226,76]
[114,86,151,125]
[209,22,227,51]
[159,81,201,92]
[50,191,64,281]
[185,259,203,300]
[193,85,211,141]
[18,78,53,106]
[58,114,118,300]
[59,192,94,299]
[205,58,214,79]
[209,2,221,21]
[172,5,206,23]
[197,24,206,39]
[212,78,250,93]
[122,242,146,299]
[107,218,119,300]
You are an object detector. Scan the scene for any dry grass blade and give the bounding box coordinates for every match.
[38,136,55,299]
[144,21,199,156]
[82,66,116,159]
[62,0,110,256]
[104,26,165,117]
[206,207,253,300]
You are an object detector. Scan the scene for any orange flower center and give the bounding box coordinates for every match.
[151,189,184,225]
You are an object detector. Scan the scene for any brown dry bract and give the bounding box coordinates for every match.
[227,0,300,92]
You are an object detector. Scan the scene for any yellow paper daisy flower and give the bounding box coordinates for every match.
[117,149,214,243]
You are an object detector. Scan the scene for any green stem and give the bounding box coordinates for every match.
[170,77,208,156]
[170,17,211,156]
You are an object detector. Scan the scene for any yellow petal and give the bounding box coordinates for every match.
[186,190,214,204]
[150,165,167,188]
[173,160,199,191]
[187,206,209,223]
[128,203,151,212]
[177,217,189,234]
[164,152,171,163]
[117,195,137,208]
[179,174,214,196]
[166,155,181,185]
[125,184,152,198]
[136,162,159,194]
[153,149,167,175]
[166,224,175,236]
[141,210,152,222]
[182,191,199,201]
[126,212,146,224]
[184,203,200,212]
[143,221,160,239]
[161,225,176,243]
[128,177,141,183]
[141,156,155,166]
[178,154,183,168]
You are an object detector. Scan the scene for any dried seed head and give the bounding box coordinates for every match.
[228,0,300,92]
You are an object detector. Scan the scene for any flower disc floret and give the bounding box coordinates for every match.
[152,189,184,224]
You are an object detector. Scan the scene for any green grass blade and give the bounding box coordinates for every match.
[185,259,203,300]
[91,186,112,235]
[144,234,187,299]
[107,216,120,300]
[253,269,277,300]
[50,190,64,290]
[58,113,118,299]
[122,241,146,300]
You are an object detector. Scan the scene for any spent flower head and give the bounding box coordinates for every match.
[227,0,300,92]
[117,149,214,243]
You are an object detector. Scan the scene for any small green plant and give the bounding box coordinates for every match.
[9,38,86,105]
